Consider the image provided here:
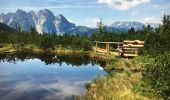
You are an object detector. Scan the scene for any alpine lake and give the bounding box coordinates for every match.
[0,51,108,100]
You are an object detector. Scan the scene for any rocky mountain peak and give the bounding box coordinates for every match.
[0,9,158,35]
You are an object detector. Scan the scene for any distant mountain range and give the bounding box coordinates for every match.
[0,9,158,35]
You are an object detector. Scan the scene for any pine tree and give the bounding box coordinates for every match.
[97,19,104,34]
[91,19,106,41]
[16,24,22,32]
[30,26,38,34]
[128,27,135,35]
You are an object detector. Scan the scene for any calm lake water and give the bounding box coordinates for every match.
[0,51,107,100]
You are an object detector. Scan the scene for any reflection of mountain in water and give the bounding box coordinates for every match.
[0,51,108,100]
[0,51,106,67]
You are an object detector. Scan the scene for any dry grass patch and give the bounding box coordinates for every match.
[106,57,144,71]
[83,73,149,100]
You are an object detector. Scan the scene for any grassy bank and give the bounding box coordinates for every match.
[84,57,145,100]
[89,51,117,60]
[0,44,88,54]
[83,53,163,100]
[83,72,150,100]
[0,44,16,53]
[105,57,144,72]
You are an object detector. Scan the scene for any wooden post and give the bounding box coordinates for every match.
[95,42,98,52]
[108,43,110,53]
[105,43,109,53]
[105,43,107,53]
[135,48,138,55]
[118,43,119,49]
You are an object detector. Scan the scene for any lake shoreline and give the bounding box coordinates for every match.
[0,44,117,60]
[0,44,89,54]
[0,44,159,99]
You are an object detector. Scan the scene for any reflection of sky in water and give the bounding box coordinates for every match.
[0,59,107,100]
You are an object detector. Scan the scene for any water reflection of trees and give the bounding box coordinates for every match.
[0,51,106,67]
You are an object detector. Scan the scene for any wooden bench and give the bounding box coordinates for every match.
[119,40,144,57]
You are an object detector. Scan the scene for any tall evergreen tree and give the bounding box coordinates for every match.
[91,19,106,41]
[30,26,38,34]
[128,27,135,35]
[16,24,22,32]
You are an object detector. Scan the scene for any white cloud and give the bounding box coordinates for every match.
[1,79,85,100]
[97,0,150,10]
[84,17,100,27]
[130,9,139,17]
[143,17,161,24]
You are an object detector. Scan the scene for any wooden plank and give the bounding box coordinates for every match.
[123,53,138,57]
[123,48,138,50]
[117,48,123,53]
[94,41,123,44]
[123,40,144,44]
[123,44,144,48]
[123,51,139,53]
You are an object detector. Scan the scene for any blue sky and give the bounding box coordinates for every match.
[0,0,169,27]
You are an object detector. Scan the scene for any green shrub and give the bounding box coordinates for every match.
[142,52,170,99]
[81,38,92,51]
[39,36,55,51]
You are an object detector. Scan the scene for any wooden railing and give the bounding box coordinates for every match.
[94,40,144,57]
